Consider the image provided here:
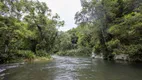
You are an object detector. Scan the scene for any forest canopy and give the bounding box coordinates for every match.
[55,0,142,61]
[0,0,142,63]
[0,0,64,63]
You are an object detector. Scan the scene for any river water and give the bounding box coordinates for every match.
[0,55,142,80]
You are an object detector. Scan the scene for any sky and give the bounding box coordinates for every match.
[39,0,82,31]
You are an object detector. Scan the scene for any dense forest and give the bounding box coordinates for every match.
[0,0,142,63]
[0,0,64,63]
[55,0,142,61]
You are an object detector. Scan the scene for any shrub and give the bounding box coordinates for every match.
[36,50,49,57]
[17,50,35,59]
[57,47,92,56]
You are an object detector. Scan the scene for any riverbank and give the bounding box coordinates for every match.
[19,56,53,63]
[30,57,53,62]
[0,56,52,64]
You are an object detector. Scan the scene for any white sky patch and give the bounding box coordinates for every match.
[39,0,81,31]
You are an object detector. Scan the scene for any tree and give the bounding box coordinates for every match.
[0,0,64,63]
[75,0,142,61]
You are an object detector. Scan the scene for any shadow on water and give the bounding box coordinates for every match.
[0,55,142,80]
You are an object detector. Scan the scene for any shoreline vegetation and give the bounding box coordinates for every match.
[0,0,142,64]
[54,0,142,62]
[0,0,63,64]
[2,56,52,64]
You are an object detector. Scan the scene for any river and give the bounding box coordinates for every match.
[0,55,142,80]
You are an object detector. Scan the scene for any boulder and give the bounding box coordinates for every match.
[114,54,129,61]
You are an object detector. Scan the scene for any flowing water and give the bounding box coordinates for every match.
[0,55,142,80]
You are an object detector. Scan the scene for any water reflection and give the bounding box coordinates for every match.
[0,55,142,80]
[49,55,91,80]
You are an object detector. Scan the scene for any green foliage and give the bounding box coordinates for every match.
[53,32,73,52]
[16,50,35,59]
[36,50,49,57]
[106,39,120,52]
[74,0,142,61]
[0,0,142,62]
[54,26,93,56]
[0,0,64,63]
[57,47,92,56]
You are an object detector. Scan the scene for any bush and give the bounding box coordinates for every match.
[36,50,50,57]
[77,47,92,56]
[56,51,67,56]
[57,47,92,56]
[17,50,35,59]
